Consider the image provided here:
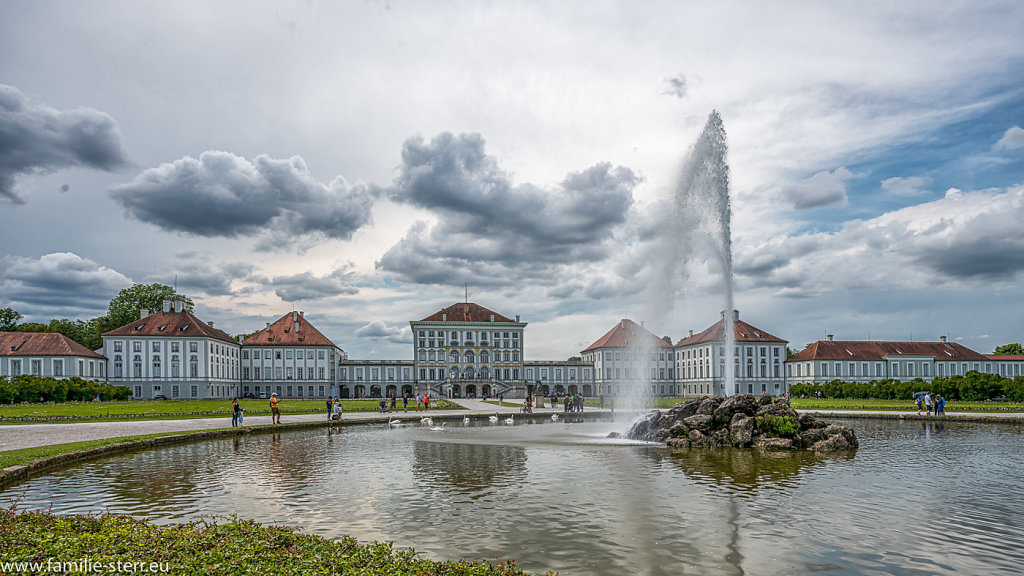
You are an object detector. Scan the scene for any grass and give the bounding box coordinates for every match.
[0,398,464,423]
[0,430,231,469]
[0,510,542,575]
[481,400,522,407]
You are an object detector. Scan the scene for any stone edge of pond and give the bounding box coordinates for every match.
[802,411,1024,423]
[0,411,609,490]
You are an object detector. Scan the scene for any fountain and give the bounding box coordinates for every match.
[622,110,736,416]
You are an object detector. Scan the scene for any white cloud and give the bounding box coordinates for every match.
[881,176,928,196]
[781,167,854,210]
[994,126,1024,151]
[0,253,132,319]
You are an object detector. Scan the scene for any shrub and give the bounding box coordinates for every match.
[756,414,800,437]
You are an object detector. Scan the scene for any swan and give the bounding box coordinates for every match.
[505,414,515,425]
[551,413,559,421]
[488,414,499,423]
[463,416,470,424]
[421,417,433,426]
[429,422,446,431]
[388,418,402,427]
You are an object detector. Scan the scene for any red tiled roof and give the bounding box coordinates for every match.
[419,303,517,323]
[102,310,238,344]
[0,332,105,359]
[788,340,988,362]
[582,319,673,352]
[241,312,337,347]
[986,354,1024,361]
[675,317,787,347]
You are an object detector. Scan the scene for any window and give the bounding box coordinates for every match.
[243,350,249,359]
[191,385,198,397]
[286,350,293,360]
[319,367,325,379]
[53,359,63,377]
[276,350,282,360]
[190,342,198,353]
[318,350,325,360]
[264,367,272,379]
[264,350,271,359]
[114,341,123,352]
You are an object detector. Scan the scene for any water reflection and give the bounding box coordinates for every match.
[3,418,1024,576]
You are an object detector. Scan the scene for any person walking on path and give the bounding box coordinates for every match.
[915,394,924,415]
[270,393,281,424]
[334,398,343,421]
[424,394,431,411]
[231,398,241,427]
[403,392,409,412]
[924,392,933,416]
[416,394,423,410]
[936,394,946,416]
[326,397,334,421]
[610,397,615,413]
[389,393,397,412]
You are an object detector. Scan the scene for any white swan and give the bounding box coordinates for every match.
[429,422,446,431]
[463,416,470,424]
[488,414,499,423]
[505,414,515,425]
[421,417,433,426]
[551,413,559,421]
[388,418,402,427]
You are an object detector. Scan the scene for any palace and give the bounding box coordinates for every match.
[5,298,1020,400]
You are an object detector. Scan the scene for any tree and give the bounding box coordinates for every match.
[567,355,582,361]
[106,284,194,329]
[0,307,22,331]
[994,343,1024,355]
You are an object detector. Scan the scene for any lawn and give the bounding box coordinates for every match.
[0,397,463,423]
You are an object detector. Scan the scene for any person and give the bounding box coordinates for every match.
[334,398,343,421]
[326,397,334,421]
[499,394,504,407]
[403,392,409,412]
[424,394,430,410]
[924,392,933,416]
[936,394,946,416]
[416,394,423,410]
[915,394,924,415]
[609,397,615,413]
[389,393,397,412]
[231,397,241,427]
[237,406,244,425]
[270,392,281,424]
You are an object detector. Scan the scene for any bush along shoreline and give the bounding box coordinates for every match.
[0,509,547,576]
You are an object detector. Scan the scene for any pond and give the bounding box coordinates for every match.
[3,416,1023,575]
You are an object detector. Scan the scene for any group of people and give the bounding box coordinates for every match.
[377,392,432,413]
[915,391,946,416]
[552,393,586,413]
[325,397,343,421]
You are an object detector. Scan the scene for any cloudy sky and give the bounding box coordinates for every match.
[2,1,1022,359]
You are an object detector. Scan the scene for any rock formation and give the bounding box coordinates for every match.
[620,394,857,452]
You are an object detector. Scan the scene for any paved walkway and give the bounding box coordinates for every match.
[2,402,1020,453]
[0,398,580,452]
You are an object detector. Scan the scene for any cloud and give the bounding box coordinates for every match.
[144,260,257,297]
[377,132,638,286]
[109,151,377,247]
[0,84,128,204]
[881,176,928,196]
[661,74,688,99]
[781,167,853,210]
[354,320,410,344]
[270,265,362,302]
[0,252,132,318]
[994,125,1024,151]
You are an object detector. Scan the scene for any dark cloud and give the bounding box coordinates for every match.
[109,151,377,246]
[271,265,362,302]
[781,167,852,209]
[377,132,638,285]
[661,74,688,99]
[0,84,128,204]
[0,252,132,318]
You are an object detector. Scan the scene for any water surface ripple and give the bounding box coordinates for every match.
[3,418,1023,575]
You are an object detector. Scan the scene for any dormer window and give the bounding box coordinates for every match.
[158,325,167,331]
[180,325,188,332]
[133,325,144,331]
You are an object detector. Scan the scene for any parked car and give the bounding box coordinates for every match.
[259,393,268,399]
[153,394,168,400]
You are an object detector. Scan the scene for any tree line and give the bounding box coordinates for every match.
[0,375,132,404]
[1,283,194,351]
[789,371,1024,402]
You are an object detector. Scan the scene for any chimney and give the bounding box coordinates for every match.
[266,322,271,331]
[733,310,739,321]
[720,310,726,320]
[162,299,172,313]
[621,320,625,329]
[207,321,215,328]
[174,299,183,313]
[940,335,947,343]
[515,315,519,322]
[827,334,834,342]
[293,311,297,321]
[139,308,149,319]
[689,329,694,337]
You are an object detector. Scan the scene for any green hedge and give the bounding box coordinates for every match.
[789,372,1024,402]
[0,375,131,404]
